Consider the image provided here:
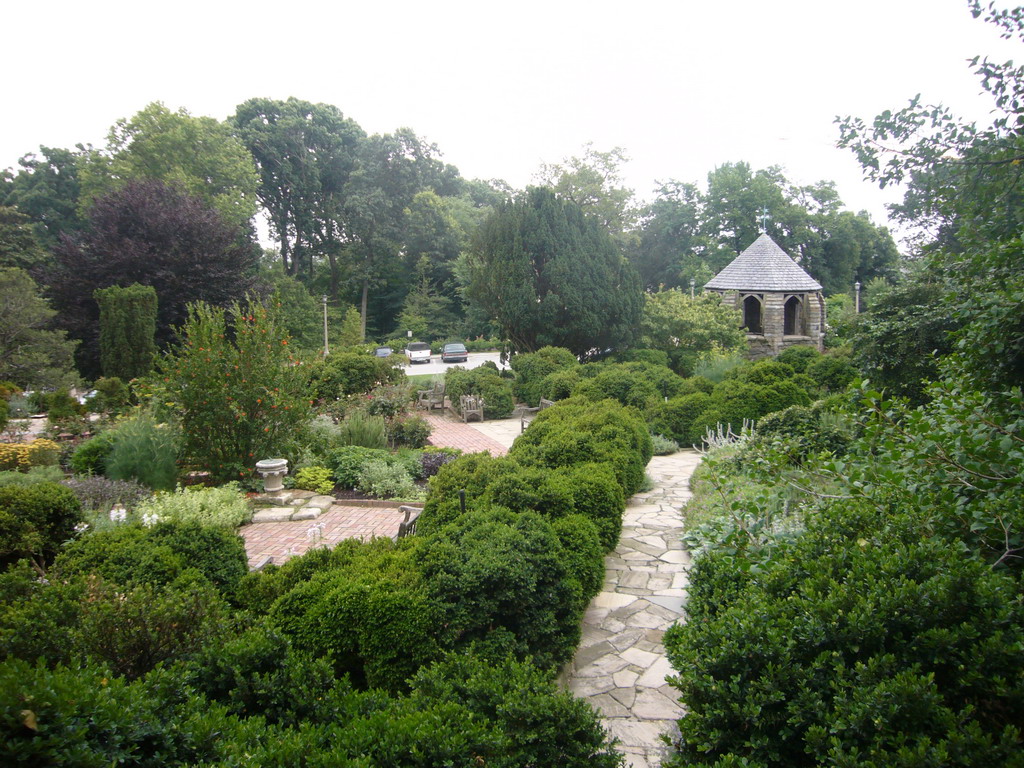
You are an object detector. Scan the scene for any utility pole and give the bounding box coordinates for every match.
[322,296,329,357]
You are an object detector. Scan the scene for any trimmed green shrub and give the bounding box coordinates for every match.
[0,657,258,766]
[741,359,796,385]
[69,430,118,475]
[510,346,579,407]
[308,351,403,400]
[678,375,715,395]
[180,620,351,726]
[420,506,581,670]
[550,514,605,613]
[0,562,84,665]
[292,465,335,495]
[776,344,822,372]
[407,652,623,768]
[538,367,583,401]
[573,365,659,410]
[664,533,1024,767]
[94,283,158,381]
[330,445,391,488]
[647,392,713,444]
[75,577,229,680]
[615,348,671,368]
[104,414,179,491]
[807,354,857,392]
[270,561,441,691]
[53,521,248,595]
[134,483,251,529]
[555,462,626,551]
[511,398,653,497]
[0,481,81,569]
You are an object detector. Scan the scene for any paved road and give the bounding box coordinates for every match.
[400,350,508,377]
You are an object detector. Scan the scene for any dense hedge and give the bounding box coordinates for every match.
[307,351,404,401]
[52,521,248,596]
[0,481,81,568]
[664,507,1024,767]
[510,346,579,406]
[444,366,515,419]
[510,397,653,497]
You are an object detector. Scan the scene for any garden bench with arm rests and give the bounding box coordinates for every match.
[459,394,485,422]
[417,381,446,411]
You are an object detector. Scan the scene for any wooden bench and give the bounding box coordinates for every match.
[520,398,554,432]
[417,382,446,411]
[459,394,485,422]
[396,505,422,539]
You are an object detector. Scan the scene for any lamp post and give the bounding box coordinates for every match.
[322,296,329,357]
[690,277,696,299]
[854,281,861,314]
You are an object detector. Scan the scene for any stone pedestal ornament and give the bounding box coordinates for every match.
[255,458,289,493]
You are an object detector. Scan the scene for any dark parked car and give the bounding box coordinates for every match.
[373,346,393,358]
[441,342,469,363]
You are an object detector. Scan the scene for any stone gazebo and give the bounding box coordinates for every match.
[705,233,825,357]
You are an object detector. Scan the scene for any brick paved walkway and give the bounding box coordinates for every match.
[239,504,405,569]
[422,412,508,455]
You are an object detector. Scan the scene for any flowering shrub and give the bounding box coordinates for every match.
[159,301,309,483]
[62,475,151,515]
[0,439,61,471]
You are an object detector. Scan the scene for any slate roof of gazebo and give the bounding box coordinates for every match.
[705,233,822,292]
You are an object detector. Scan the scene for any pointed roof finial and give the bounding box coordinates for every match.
[758,206,770,234]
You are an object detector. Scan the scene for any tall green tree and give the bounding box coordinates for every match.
[1,146,84,252]
[0,207,49,273]
[94,284,158,381]
[467,187,642,356]
[631,181,706,291]
[0,267,77,389]
[79,102,259,229]
[51,179,258,377]
[537,144,638,246]
[232,97,365,282]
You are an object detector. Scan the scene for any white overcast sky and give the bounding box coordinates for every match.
[3,0,1020,240]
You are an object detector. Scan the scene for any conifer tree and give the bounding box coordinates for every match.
[94,284,157,380]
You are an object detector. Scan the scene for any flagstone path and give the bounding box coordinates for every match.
[565,451,701,768]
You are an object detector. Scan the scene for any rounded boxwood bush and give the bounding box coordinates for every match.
[647,391,713,444]
[776,344,822,372]
[572,366,659,410]
[69,430,118,476]
[0,481,81,568]
[510,346,579,407]
[420,506,581,670]
[807,354,857,393]
[554,462,625,551]
[52,521,248,595]
[511,398,653,497]
[538,368,583,402]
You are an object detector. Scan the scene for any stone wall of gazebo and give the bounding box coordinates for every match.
[714,288,826,358]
